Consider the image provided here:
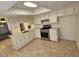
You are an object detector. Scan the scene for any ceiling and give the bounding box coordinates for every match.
[12,1,40,11]
[0,1,17,12]
[0,1,79,16]
[32,1,79,11]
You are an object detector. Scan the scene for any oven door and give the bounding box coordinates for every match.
[40,29,49,38]
[41,32,48,38]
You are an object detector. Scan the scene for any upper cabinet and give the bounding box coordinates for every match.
[34,13,49,24]
[49,12,58,23]
[57,10,65,17]
[34,7,79,25]
[57,8,75,17]
[34,15,41,24]
[40,13,49,20]
[63,8,74,16]
[76,7,79,14]
[74,7,78,14]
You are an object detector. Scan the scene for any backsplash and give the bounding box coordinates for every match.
[6,17,33,35]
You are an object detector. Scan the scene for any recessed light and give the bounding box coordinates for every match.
[24,2,37,8]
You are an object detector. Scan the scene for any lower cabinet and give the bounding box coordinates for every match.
[49,29,58,41]
[29,30,34,40]
[34,29,41,38]
[11,28,58,50]
[10,30,34,50]
[11,36,22,50]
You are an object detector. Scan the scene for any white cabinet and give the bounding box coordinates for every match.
[11,35,22,50]
[29,30,34,40]
[57,10,65,17]
[10,30,34,50]
[49,29,58,41]
[34,19,41,24]
[77,7,79,14]
[73,8,77,14]
[57,8,74,17]
[73,7,79,14]
[49,13,58,23]
[34,13,49,24]
[34,15,41,24]
[63,8,74,16]
[57,8,75,17]
[40,13,49,20]
[34,29,41,38]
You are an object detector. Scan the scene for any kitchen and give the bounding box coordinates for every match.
[0,1,79,57]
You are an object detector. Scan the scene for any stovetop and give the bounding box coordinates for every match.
[41,25,51,29]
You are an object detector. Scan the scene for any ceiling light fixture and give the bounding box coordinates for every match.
[24,2,37,8]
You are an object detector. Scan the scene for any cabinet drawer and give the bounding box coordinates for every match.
[49,29,58,41]
[34,29,41,38]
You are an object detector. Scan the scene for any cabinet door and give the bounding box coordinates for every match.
[16,35,24,48]
[34,29,41,38]
[63,8,74,16]
[40,13,49,20]
[59,16,76,41]
[77,7,79,14]
[49,13,57,23]
[29,31,32,39]
[12,40,20,50]
[57,10,65,16]
[11,36,21,50]
[34,15,41,24]
[49,29,58,41]
[73,8,77,14]
[28,30,34,41]
[24,32,32,43]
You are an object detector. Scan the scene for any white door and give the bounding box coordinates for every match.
[59,15,76,41]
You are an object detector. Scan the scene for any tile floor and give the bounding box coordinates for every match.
[0,38,79,57]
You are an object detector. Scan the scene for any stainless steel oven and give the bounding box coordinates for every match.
[40,25,51,41]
